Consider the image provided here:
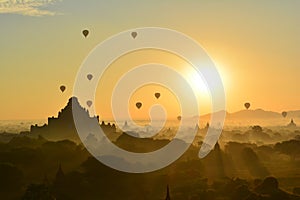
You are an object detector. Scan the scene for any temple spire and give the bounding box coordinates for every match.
[165,185,171,200]
[56,163,64,180]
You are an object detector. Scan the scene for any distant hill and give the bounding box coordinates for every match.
[228,109,280,119]
[285,110,300,118]
[199,109,300,127]
[201,109,282,119]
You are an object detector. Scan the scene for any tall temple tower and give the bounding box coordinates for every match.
[55,163,65,183]
[165,185,171,200]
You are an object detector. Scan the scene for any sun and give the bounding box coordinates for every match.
[180,64,212,115]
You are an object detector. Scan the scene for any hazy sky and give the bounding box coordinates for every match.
[0,0,299,120]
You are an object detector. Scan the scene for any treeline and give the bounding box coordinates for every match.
[0,134,300,199]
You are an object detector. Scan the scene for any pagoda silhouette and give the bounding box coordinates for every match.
[165,185,171,200]
[29,97,116,142]
[287,119,297,128]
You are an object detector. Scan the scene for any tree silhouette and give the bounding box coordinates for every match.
[275,140,300,161]
[0,163,24,199]
[22,184,55,200]
[241,147,269,178]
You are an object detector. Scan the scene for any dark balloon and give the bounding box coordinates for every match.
[177,115,182,121]
[86,100,93,107]
[154,92,161,99]
[282,111,287,118]
[131,32,137,39]
[82,29,89,38]
[136,102,142,109]
[244,102,250,110]
[87,74,93,81]
[60,85,66,93]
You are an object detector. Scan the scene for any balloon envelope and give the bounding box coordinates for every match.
[244,102,250,110]
[282,111,287,118]
[154,92,160,99]
[131,32,137,39]
[82,29,89,38]
[87,74,93,81]
[136,102,142,109]
[60,85,66,93]
[86,100,93,107]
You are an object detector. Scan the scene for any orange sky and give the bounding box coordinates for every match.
[94,49,211,121]
[0,1,299,120]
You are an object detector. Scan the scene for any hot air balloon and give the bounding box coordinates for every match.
[131,32,137,39]
[82,29,89,38]
[60,85,66,93]
[154,92,161,99]
[177,115,182,121]
[86,100,93,107]
[282,111,287,118]
[244,102,250,110]
[87,74,93,81]
[136,102,142,109]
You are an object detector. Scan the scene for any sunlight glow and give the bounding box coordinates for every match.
[182,65,210,101]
